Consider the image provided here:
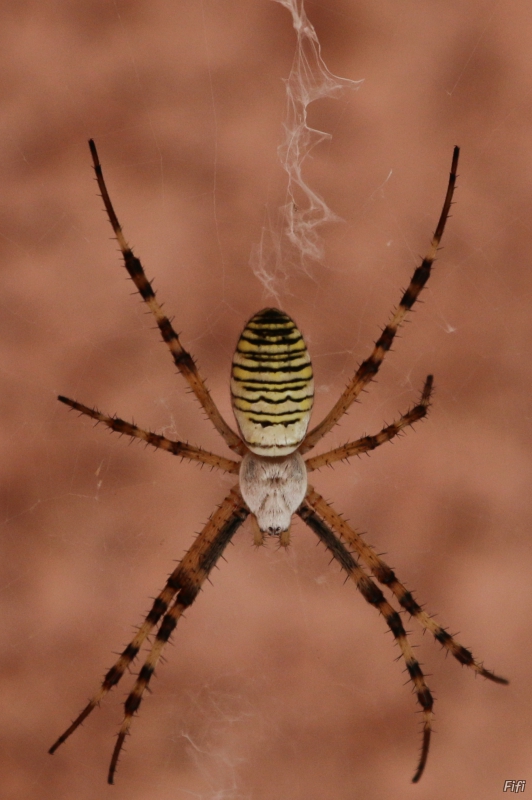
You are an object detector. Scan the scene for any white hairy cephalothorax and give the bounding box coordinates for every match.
[239,451,307,536]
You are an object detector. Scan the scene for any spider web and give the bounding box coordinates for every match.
[249,0,361,301]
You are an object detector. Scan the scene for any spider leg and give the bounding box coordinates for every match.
[250,515,266,547]
[49,487,248,775]
[58,396,240,474]
[300,147,459,454]
[305,375,432,472]
[298,500,433,783]
[88,139,244,455]
[305,487,509,686]
[106,487,248,784]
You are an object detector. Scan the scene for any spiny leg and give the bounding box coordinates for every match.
[88,139,244,455]
[305,486,508,685]
[49,487,248,764]
[300,147,460,454]
[298,501,433,783]
[107,488,249,784]
[58,395,240,474]
[305,375,432,472]
[250,515,266,547]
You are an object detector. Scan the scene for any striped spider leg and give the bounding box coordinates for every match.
[297,500,433,783]
[57,396,240,474]
[50,486,249,784]
[305,374,433,471]
[300,146,460,455]
[87,139,245,457]
[300,488,509,782]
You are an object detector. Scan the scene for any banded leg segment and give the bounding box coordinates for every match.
[88,139,244,455]
[298,501,433,783]
[300,147,459,454]
[305,375,432,472]
[49,487,248,764]
[107,488,249,783]
[58,396,240,474]
[305,486,508,685]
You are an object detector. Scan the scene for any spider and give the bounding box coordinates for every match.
[50,141,508,784]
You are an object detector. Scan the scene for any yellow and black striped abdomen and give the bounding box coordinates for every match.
[231,308,314,456]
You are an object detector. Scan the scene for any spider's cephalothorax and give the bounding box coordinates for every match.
[239,449,307,540]
[51,142,507,786]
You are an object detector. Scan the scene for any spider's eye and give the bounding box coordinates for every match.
[230,308,314,456]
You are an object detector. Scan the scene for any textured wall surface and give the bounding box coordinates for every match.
[1,1,530,798]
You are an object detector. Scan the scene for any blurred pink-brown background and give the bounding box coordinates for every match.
[1,1,531,798]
